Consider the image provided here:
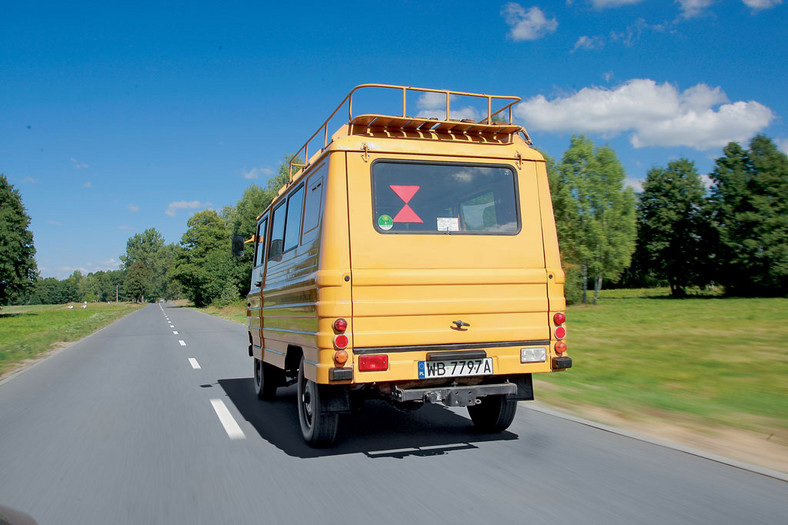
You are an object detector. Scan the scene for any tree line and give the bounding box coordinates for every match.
[1,137,786,308]
[548,134,787,302]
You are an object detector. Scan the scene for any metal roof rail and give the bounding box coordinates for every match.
[287,84,530,182]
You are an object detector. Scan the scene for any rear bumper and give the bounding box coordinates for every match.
[393,382,518,407]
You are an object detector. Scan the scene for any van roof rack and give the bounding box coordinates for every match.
[288,84,531,181]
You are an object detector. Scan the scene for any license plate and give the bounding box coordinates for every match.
[417,358,493,379]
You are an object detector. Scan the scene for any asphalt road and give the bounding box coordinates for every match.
[0,304,785,525]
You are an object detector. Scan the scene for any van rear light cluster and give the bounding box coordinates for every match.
[553,312,567,354]
[359,355,388,372]
[333,318,349,364]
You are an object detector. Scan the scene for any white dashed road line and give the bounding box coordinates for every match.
[210,399,245,440]
[178,340,186,346]
[173,331,179,335]
[188,358,201,369]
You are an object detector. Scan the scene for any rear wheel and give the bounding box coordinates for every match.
[297,357,339,447]
[467,395,517,432]
[253,358,278,400]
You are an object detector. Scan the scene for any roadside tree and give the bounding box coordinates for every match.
[173,210,237,306]
[120,228,167,300]
[0,174,38,305]
[556,136,637,303]
[708,135,788,295]
[637,158,712,296]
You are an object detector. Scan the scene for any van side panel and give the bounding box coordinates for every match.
[261,171,324,371]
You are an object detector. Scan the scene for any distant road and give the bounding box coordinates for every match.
[0,304,785,524]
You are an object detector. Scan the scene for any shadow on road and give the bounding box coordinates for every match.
[217,377,518,459]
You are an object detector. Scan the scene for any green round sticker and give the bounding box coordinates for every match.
[378,214,393,231]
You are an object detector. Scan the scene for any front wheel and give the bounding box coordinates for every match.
[297,357,339,447]
[467,395,517,432]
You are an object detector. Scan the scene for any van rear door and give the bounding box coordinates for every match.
[346,156,551,356]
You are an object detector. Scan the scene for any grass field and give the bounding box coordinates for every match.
[0,302,141,378]
[535,289,788,437]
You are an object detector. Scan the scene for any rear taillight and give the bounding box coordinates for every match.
[555,341,567,354]
[334,350,348,365]
[553,312,566,325]
[333,318,348,332]
[333,334,349,350]
[358,355,388,371]
[555,326,567,340]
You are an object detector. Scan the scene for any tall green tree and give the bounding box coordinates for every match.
[556,136,637,303]
[172,210,237,307]
[120,228,167,301]
[123,262,152,302]
[637,158,712,296]
[708,135,788,295]
[0,174,38,305]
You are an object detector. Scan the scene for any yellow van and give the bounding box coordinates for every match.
[237,84,570,447]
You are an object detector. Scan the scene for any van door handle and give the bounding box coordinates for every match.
[452,320,470,329]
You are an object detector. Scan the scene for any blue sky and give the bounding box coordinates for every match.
[2,0,786,279]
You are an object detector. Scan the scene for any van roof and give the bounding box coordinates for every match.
[287,84,533,184]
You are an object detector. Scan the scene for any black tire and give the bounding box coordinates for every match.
[297,357,339,447]
[253,358,278,400]
[467,395,518,432]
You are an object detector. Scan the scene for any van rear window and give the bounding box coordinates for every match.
[372,161,519,234]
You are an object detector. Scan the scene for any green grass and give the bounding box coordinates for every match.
[0,302,141,377]
[195,299,248,325]
[536,289,788,433]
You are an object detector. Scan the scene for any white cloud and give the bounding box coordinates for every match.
[82,181,92,188]
[46,220,63,226]
[742,0,783,10]
[776,138,788,154]
[572,35,605,52]
[625,177,644,192]
[20,176,38,184]
[416,92,479,121]
[514,78,775,150]
[71,157,89,169]
[118,225,134,230]
[127,204,139,212]
[165,200,211,217]
[676,0,716,19]
[591,0,644,7]
[501,3,558,41]
[242,167,275,180]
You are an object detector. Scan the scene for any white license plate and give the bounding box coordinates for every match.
[417,358,493,379]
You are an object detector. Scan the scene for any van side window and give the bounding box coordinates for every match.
[283,185,305,253]
[269,203,286,261]
[252,217,267,286]
[302,176,324,235]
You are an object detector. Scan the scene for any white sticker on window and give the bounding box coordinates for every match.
[437,217,460,232]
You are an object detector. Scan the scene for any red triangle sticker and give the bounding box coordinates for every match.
[390,185,420,204]
[393,205,423,223]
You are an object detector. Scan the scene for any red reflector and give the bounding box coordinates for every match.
[555,341,567,354]
[555,326,567,340]
[334,334,349,349]
[553,312,566,325]
[333,318,348,332]
[358,355,388,372]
